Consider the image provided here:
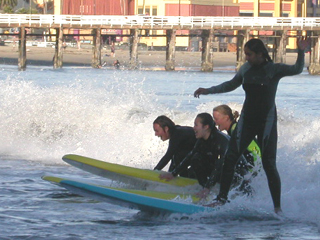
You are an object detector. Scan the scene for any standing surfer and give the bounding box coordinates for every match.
[194,37,310,213]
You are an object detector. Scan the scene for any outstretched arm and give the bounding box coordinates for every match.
[194,72,243,98]
[277,36,311,76]
[194,88,210,98]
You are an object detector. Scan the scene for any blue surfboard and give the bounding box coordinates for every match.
[42,176,215,215]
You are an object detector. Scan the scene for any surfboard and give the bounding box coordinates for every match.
[62,154,202,194]
[42,175,214,215]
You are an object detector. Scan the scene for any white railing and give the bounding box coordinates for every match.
[1,14,320,30]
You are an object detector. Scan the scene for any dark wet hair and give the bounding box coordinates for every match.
[244,38,273,63]
[213,104,239,122]
[153,115,175,135]
[196,113,215,130]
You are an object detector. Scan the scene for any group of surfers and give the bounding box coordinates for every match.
[152,37,310,213]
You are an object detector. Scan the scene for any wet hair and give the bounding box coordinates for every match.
[153,115,175,135]
[244,38,273,63]
[196,113,215,130]
[213,104,239,122]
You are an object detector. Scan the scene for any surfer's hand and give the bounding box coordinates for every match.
[297,36,311,51]
[159,172,174,181]
[196,188,210,199]
[194,88,209,98]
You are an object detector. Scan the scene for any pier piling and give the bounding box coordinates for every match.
[54,27,63,69]
[201,29,214,72]
[308,31,320,74]
[18,27,26,71]
[236,29,250,71]
[273,30,287,63]
[129,29,140,70]
[165,29,176,71]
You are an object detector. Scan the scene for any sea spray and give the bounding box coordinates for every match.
[0,65,320,237]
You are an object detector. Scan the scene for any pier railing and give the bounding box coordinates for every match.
[1,14,320,30]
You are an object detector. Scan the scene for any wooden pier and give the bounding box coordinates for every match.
[1,14,320,74]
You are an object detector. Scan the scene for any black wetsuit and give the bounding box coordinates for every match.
[208,50,305,208]
[228,121,260,169]
[171,128,247,189]
[154,125,196,177]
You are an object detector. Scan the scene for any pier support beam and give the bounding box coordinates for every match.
[165,29,176,71]
[54,28,63,69]
[308,32,320,75]
[201,29,214,72]
[273,30,287,63]
[129,29,140,70]
[236,29,250,71]
[18,27,26,71]
[92,28,102,68]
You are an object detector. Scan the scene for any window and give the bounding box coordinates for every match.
[152,7,157,16]
[259,12,273,17]
[239,12,253,16]
[138,6,157,16]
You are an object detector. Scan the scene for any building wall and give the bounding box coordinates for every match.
[137,0,239,48]
[239,0,299,49]
[54,0,61,14]
[56,0,311,50]
[61,0,133,15]
[165,4,239,16]
[239,0,295,17]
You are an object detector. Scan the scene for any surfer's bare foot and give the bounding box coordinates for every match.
[159,172,174,181]
[205,201,224,208]
[274,207,283,214]
[204,196,228,208]
[196,188,210,199]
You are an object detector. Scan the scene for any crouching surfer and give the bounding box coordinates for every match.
[153,115,197,178]
[213,104,262,193]
[160,113,250,199]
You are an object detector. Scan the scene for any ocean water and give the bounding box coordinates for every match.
[0,63,320,239]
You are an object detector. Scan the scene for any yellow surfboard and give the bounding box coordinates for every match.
[62,154,202,194]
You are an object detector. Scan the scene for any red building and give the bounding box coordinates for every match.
[59,0,239,50]
[61,0,239,17]
[165,3,239,17]
[61,0,135,15]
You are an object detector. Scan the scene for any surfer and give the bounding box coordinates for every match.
[153,115,197,178]
[213,104,261,172]
[113,60,120,69]
[213,104,262,194]
[194,37,310,213]
[160,113,249,198]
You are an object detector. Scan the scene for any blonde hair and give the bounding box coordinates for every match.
[213,104,239,122]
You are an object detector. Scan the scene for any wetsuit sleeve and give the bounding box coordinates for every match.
[275,49,305,77]
[207,71,243,94]
[204,154,224,189]
[171,140,199,177]
[204,133,229,188]
[154,135,181,170]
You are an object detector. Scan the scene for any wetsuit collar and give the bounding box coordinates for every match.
[227,121,237,136]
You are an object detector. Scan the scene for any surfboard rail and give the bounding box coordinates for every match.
[42,175,214,215]
[62,154,201,192]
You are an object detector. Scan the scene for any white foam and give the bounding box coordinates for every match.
[0,66,319,225]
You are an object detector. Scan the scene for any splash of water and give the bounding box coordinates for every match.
[1,67,320,226]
